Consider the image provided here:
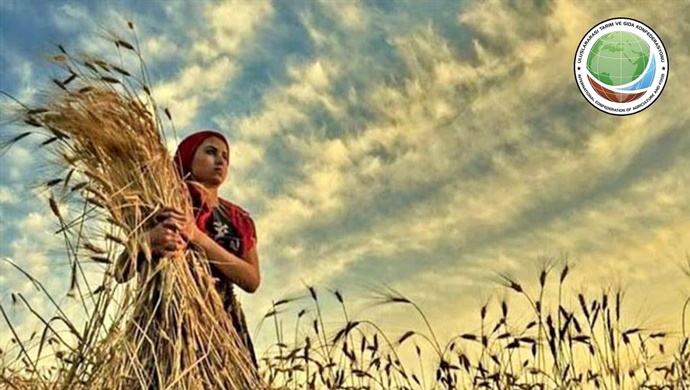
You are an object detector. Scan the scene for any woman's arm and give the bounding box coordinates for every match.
[190,232,261,293]
[158,208,261,293]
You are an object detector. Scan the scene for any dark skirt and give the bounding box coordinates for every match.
[215,279,258,368]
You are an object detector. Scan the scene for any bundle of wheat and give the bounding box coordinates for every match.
[1,25,262,390]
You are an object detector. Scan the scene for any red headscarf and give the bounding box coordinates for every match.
[173,130,229,180]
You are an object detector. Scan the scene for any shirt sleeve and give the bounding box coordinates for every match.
[241,213,257,256]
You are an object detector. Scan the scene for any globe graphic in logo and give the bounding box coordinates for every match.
[585,31,654,103]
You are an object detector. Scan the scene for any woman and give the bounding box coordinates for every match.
[115,130,261,365]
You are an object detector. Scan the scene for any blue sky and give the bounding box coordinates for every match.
[1,0,689,361]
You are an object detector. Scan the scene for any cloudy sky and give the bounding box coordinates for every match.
[1,0,689,361]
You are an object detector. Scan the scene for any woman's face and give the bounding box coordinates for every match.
[190,137,229,187]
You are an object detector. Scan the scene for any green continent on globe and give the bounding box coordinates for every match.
[586,31,650,87]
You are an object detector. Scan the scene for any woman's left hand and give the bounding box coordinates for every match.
[156,206,199,243]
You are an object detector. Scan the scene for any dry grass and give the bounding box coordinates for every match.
[255,265,689,389]
[5,262,688,389]
[1,23,261,389]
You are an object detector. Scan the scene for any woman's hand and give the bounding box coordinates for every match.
[145,206,194,257]
[155,207,200,244]
[147,221,186,257]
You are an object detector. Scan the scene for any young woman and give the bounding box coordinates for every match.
[115,130,261,365]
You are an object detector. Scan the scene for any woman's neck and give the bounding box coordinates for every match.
[204,186,220,207]
[189,181,220,208]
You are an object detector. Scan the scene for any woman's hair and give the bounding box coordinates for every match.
[173,130,229,179]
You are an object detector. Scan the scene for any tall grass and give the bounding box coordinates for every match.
[256,264,689,389]
[3,259,687,389]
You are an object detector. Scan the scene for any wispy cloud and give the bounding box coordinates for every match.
[50,2,92,33]
[152,1,274,129]
[0,187,17,205]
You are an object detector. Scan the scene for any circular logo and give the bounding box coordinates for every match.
[574,18,668,116]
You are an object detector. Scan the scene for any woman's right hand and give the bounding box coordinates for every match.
[147,218,186,257]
